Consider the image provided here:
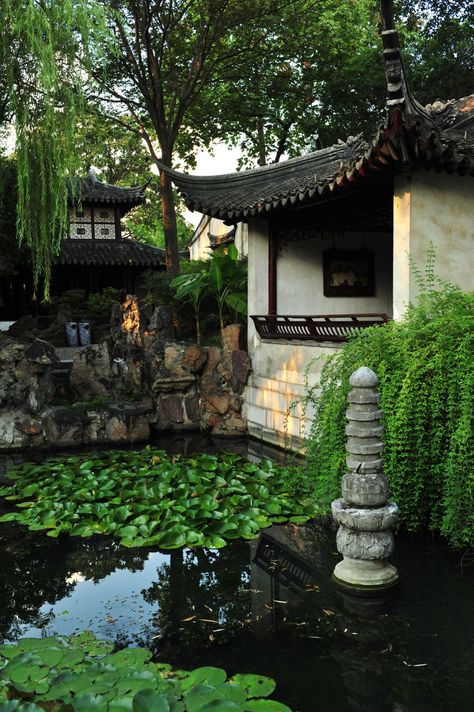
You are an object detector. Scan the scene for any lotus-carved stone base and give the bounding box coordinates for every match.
[333,557,399,592]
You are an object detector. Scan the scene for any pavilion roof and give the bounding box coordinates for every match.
[69,170,146,208]
[59,238,165,267]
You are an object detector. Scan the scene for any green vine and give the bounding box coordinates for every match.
[296,274,474,548]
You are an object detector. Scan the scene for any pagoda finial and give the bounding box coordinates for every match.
[380,0,395,32]
[379,0,427,118]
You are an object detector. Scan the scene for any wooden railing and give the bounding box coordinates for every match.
[250,313,389,342]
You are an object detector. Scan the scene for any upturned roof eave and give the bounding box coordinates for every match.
[155,0,473,222]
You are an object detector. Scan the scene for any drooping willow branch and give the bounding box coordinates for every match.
[0,0,100,300]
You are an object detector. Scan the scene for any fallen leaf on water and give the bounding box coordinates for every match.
[403,661,428,667]
[273,599,288,604]
[181,615,197,622]
[198,618,219,624]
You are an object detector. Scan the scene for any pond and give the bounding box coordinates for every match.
[0,438,473,712]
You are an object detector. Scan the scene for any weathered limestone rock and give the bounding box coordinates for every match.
[332,367,399,592]
[70,343,113,398]
[148,305,174,337]
[42,407,84,448]
[7,314,38,340]
[24,339,59,366]
[118,295,144,346]
[182,344,208,373]
[231,349,252,394]
[221,324,245,354]
[0,409,37,448]
[0,302,251,448]
[104,408,149,443]
[202,390,232,415]
[202,347,222,375]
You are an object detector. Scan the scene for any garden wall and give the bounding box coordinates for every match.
[0,297,251,451]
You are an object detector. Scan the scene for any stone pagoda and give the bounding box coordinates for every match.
[332,366,399,592]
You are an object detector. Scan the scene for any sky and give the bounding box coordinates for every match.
[181,141,243,228]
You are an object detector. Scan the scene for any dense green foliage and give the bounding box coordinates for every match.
[0,156,24,277]
[0,633,291,711]
[0,0,99,299]
[0,449,311,549]
[298,280,474,547]
[171,246,247,343]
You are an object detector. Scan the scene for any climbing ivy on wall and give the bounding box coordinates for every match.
[298,274,474,548]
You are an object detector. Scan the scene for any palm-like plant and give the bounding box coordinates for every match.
[208,244,247,330]
[170,270,209,345]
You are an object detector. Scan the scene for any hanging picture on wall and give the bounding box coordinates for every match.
[323,249,375,296]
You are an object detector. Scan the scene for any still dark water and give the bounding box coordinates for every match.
[0,437,473,712]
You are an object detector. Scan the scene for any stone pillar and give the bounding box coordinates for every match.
[332,366,399,592]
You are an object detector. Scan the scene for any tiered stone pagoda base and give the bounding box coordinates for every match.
[332,367,399,594]
[333,559,399,592]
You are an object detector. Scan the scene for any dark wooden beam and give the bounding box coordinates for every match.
[268,232,277,315]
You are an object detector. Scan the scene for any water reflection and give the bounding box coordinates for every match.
[0,520,473,712]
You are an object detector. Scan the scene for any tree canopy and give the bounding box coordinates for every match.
[0,0,472,297]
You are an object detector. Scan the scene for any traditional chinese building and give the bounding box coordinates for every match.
[0,171,166,321]
[58,170,165,296]
[156,3,474,448]
[188,215,248,260]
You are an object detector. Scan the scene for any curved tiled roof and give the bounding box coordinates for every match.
[163,119,473,220]
[164,137,367,220]
[68,171,146,207]
[59,239,165,267]
[158,1,474,222]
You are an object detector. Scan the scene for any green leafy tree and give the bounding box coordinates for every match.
[87,0,321,273]
[398,0,473,104]
[75,112,193,249]
[212,0,384,165]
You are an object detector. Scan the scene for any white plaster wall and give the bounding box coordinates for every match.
[393,172,474,319]
[188,217,248,260]
[244,338,341,450]
[246,218,341,450]
[277,232,392,316]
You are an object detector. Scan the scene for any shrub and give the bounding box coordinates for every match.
[299,281,474,548]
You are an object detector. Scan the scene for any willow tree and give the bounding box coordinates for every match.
[0,0,98,299]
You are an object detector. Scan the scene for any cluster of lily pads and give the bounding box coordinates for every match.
[0,632,292,711]
[0,449,312,549]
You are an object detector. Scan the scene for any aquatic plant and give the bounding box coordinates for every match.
[0,450,312,549]
[0,632,292,710]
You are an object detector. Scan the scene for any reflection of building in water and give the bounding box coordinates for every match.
[250,526,394,711]
[250,526,318,637]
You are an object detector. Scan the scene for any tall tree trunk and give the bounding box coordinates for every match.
[159,148,180,274]
[256,116,266,167]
